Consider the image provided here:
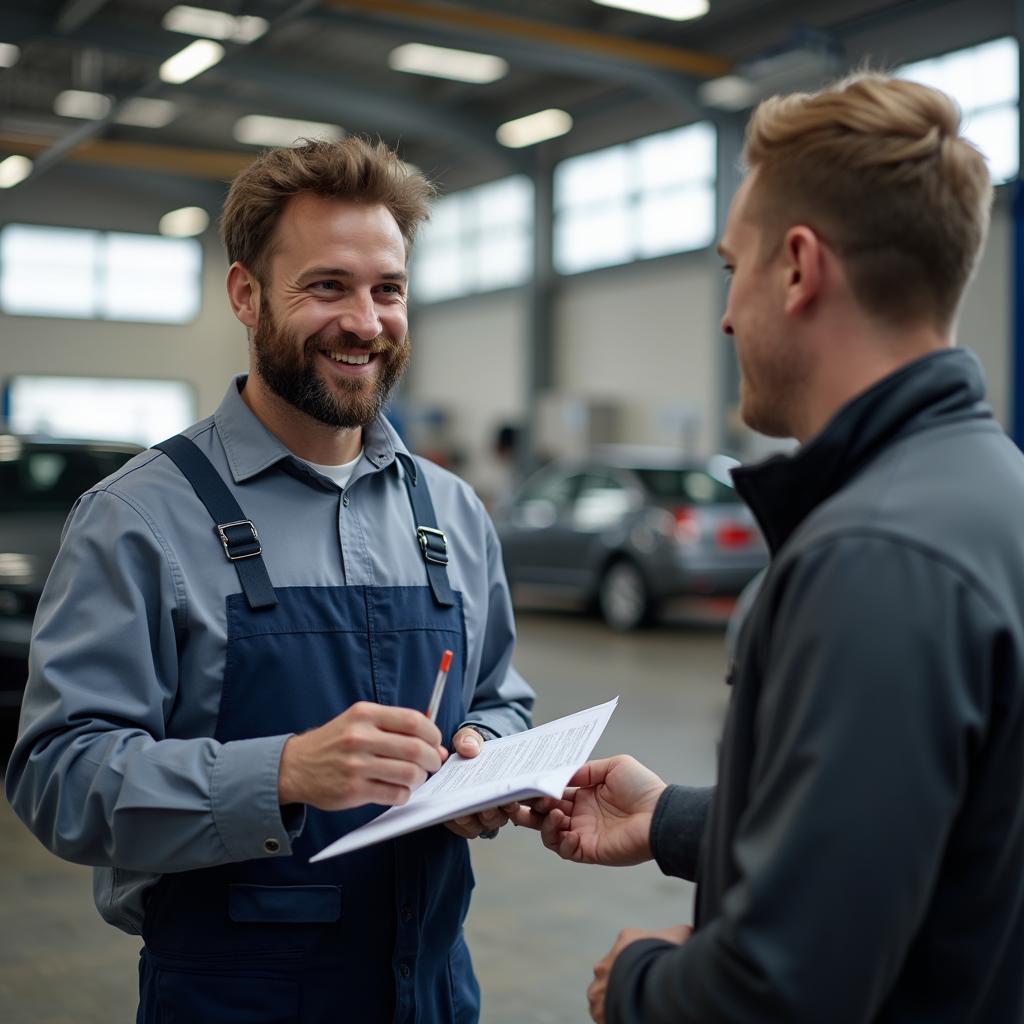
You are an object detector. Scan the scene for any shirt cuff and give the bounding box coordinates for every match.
[650,785,713,882]
[457,721,499,740]
[211,734,301,861]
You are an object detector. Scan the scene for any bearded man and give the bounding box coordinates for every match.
[6,137,535,1024]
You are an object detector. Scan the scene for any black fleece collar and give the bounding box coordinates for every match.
[731,347,993,555]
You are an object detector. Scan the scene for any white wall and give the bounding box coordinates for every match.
[554,252,722,457]
[408,289,528,496]
[0,168,244,423]
[959,201,1012,424]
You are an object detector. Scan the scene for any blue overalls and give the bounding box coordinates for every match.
[137,435,480,1024]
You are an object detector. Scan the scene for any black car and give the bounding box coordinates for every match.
[496,447,767,630]
[0,434,143,726]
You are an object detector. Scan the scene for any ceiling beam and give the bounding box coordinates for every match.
[310,8,703,118]
[0,131,255,180]
[54,0,112,34]
[326,0,731,78]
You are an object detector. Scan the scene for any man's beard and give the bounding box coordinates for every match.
[252,303,410,430]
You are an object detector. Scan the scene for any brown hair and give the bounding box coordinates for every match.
[743,72,993,329]
[220,136,436,284]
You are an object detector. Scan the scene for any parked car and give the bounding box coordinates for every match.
[0,434,143,727]
[495,447,767,630]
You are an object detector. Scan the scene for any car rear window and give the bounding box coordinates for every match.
[633,468,740,505]
[0,449,135,511]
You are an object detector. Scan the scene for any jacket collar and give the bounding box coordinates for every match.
[731,347,992,555]
[212,374,409,485]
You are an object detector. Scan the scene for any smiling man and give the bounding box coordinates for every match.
[6,138,534,1024]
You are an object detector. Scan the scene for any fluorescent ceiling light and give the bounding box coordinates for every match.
[160,206,209,237]
[54,89,112,119]
[234,114,345,147]
[0,42,20,68]
[160,39,225,84]
[497,108,573,148]
[162,5,268,43]
[389,43,508,84]
[115,98,179,128]
[592,0,709,20]
[0,155,32,188]
[698,74,758,111]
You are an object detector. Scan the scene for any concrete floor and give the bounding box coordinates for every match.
[0,610,730,1024]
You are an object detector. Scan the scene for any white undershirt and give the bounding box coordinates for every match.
[304,449,364,490]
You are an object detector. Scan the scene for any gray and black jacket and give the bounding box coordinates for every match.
[610,348,1024,1023]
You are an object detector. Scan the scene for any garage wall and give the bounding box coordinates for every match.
[0,167,244,422]
[406,288,528,498]
[554,251,722,457]
[0,175,1015,480]
[958,202,1012,426]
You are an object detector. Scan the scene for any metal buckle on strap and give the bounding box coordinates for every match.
[416,526,449,566]
[216,519,262,561]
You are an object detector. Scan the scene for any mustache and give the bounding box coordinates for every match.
[304,330,401,355]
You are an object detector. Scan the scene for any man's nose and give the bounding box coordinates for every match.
[720,312,734,336]
[337,293,381,341]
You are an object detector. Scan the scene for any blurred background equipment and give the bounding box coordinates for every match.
[496,446,766,630]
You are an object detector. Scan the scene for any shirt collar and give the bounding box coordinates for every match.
[213,374,410,484]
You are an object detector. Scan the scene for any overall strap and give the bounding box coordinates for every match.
[398,454,455,608]
[154,434,278,611]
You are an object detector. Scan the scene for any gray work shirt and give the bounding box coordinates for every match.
[5,376,535,934]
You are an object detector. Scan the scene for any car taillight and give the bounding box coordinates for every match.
[672,507,701,545]
[715,521,755,549]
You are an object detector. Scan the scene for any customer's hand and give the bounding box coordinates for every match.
[510,755,667,866]
[278,702,446,811]
[588,924,691,1023]
[444,727,517,838]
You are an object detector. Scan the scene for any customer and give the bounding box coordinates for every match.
[515,72,1023,1024]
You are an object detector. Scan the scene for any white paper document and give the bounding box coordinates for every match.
[310,696,618,862]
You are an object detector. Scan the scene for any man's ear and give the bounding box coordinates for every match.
[226,262,261,329]
[782,226,823,317]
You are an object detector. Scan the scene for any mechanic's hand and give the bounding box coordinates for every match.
[443,728,515,838]
[278,701,447,811]
[588,924,691,1024]
[509,755,667,866]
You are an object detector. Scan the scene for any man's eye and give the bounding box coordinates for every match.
[379,283,404,294]
[313,281,340,292]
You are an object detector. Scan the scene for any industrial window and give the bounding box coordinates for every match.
[412,175,533,303]
[898,36,1019,184]
[3,375,196,447]
[0,223,202,323]
[554,121,717,275]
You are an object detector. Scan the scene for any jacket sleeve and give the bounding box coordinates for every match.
[650,785,714,882]
[458,511,535,739]
[606,534,996,1023]
[4,488,300,873]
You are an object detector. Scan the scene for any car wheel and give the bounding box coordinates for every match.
[598,559,654,631]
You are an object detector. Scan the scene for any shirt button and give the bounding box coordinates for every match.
[263,838,281,854]
[342,493,350,507]
[399,962,411,979]
[401,905,413,923]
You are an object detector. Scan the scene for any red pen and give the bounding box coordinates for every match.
[426,649,453,723]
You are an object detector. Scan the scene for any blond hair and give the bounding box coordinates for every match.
[220,136,436,284]
[743,72,992,329]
